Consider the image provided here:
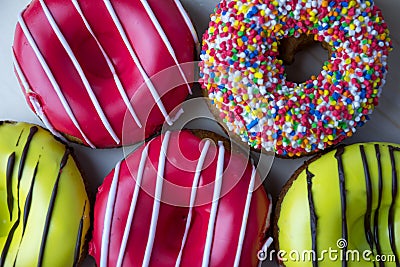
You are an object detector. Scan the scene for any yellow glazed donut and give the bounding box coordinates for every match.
[0,122,90,266]
[275,142,400,266]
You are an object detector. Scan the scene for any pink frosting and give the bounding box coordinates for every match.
[13,0,195,147]
[90,131,271,266]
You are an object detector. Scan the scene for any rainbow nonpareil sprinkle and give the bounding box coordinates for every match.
[199,0,392,157]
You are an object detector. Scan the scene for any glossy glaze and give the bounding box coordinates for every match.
[13,0,196,148]
[90,131,271,266]
[0,122,90,266]
[277,142,400,266]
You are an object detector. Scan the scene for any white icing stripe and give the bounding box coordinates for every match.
[29,96,68,142]
[201,141,225,267]
[175,140,211,267]
[265,194,273,230]
[103,0,173,126]
[142,131,171,266]
[172,0,199,53]
[12,51,32,94]
[13,51,67,142]
[116,144,149,267]
[17,14,95,148]
[171,108,184,123]
[39,0,120,144]
[139,0,192,94]
[71,0,142,129]
[100,161,121,267]
[257,237,273,267]
[233,165,256,267]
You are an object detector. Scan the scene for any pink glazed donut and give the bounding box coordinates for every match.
[13,0,197,148]
[90,130,272,266]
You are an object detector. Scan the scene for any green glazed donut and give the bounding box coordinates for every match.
[0,122,90,266]
[275,142,400,266]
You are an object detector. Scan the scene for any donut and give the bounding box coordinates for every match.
[89,130,272,266]
[13,0,197,148]
[274,142,400,266]
[199,0,392,157]
[0,121,90,266]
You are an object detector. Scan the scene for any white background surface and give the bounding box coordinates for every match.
[0,0,399,266]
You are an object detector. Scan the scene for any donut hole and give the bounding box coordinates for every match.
[278,34,330,84]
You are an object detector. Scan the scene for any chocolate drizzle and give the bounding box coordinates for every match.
[388,146,399,266]
[6,152,16,221]
[360,145,374,253]
[334,146,347,267]
[37,149,70,267]
[73,202,86,266]
[372,144,383,267]
[15,129,24,146]
[0,127,37,266]
[0,216,20,266]
[18,126,38,181]
[306,168,318,267]
[12,161,40,267]
[22,161,39,235]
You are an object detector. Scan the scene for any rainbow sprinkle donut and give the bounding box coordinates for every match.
[199,0,392,157]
